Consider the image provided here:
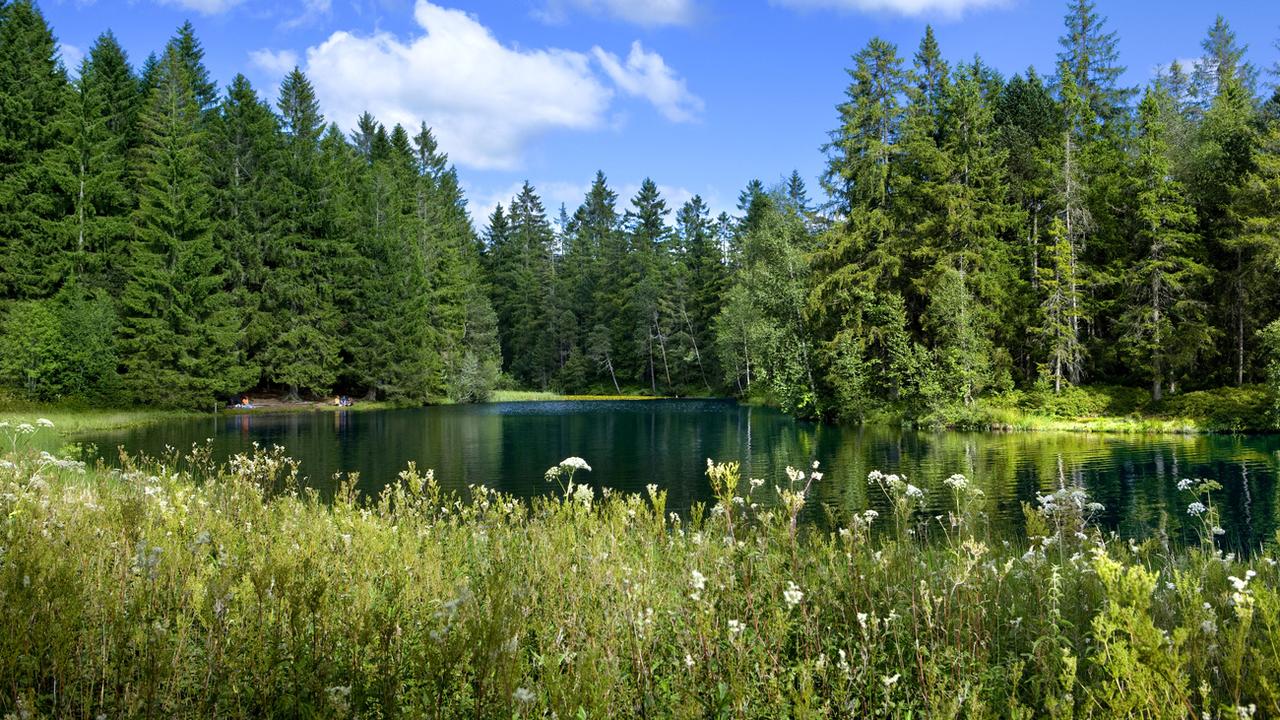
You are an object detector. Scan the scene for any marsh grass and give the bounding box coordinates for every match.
[2,426,1279,718]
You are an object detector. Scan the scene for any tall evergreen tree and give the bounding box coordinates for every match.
[118,43,253,408]
[1055,0,1133,126]
[1121,88,1211,400]
[260,68,343,398]
[0,0,72,299]
[65,31,140,291]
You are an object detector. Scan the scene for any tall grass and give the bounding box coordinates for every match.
[1,424,1278,718]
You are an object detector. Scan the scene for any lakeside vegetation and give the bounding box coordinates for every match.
[3,1,1280,427]
[3,428,1279,717]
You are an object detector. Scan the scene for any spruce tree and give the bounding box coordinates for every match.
[1121,88,1211,400]
[0,0,72,299]
[1055,0,1133,126]
[208,74,280,376]
[261,69,343,398]
[118,44,253,408]
[66,31,140,292]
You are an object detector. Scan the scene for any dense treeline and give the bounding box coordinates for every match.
[484,2,1280,420]
[0,1,498,408]
[2,0,1280,417]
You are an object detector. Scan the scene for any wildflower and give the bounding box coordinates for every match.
[943,474,968,491]
[512,687,535,704]
[882,673,900,688]
[905,483,924,500]
[857,612,869,629]
[573,483,594,506]
[783,581,803,609]
[749,477,764,490]
[691,568,711,591]
[646,483,658,498]
[1177,478,1195,492]
[1212,526,1226,536]
[560,457,591,472]
[684,654,695,669]
[35,418,54,428]
[837,649,851,675]
[862,509,879,522]
[1187,502,1207,516]
[727,619,743,636]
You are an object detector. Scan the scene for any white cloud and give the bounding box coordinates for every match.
[303,1,697,171]
[283,0,332,29]
[249,48,300,76]
[58,43,84,75]
[155,0,246,15]
[305,1,612,170]
[536,0,695,27]
[770,0,1006,18]
[593,41,703,123]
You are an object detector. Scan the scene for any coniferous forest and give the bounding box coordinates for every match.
[2,0,1280,420]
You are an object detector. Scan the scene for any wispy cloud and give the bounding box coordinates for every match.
[770,0,1007,19]
[593,42,703,123]
[535,0,696,27]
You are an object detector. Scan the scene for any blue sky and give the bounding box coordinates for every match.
[42,0,1280,226]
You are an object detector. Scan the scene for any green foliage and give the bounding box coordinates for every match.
[4,442,1280,717]
[0,292,117,402]
[117,42,254,409]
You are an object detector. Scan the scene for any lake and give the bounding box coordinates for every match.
[76,399,1280,549]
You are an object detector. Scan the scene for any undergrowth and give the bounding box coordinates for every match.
[1,421,1278,718]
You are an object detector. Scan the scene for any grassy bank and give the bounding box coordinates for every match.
[2,429,1278,717]
[919,384,1278,434]
[0,404,198,435]
[489,390,670,402]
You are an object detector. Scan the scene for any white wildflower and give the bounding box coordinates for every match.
[35,418,54,428]
[1177,478,1195,492]
[1187,502,1207,517]
[512,687,535,704]
[727,619,743,636]
[882,673,900,688]
[783,581,804,609]
[560,457,591,472]
[684,654,695,669]
[690,569,706,592]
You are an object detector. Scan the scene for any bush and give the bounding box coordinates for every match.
[0,290,118,403]
[1154,385,1272,431]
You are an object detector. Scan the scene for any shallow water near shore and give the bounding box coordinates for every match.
[74,398,1280,549]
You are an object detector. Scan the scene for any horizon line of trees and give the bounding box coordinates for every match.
[2,0,1280,417]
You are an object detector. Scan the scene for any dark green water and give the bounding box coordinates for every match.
[77,399,1280,548]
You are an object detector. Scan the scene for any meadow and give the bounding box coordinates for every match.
[1,420,1278,718]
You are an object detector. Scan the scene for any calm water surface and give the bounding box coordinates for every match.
[78,399,1280,548]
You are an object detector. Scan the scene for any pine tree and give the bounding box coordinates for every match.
[1121,88,1211,400]
[677,195,725,390]
[1193,75,1258,385]
[625,179,672,391]
[66,31,140,292]
[916,62,1018,404]
[259,69,344,398]
[1056,0,1133,126]
[810,37,908,389]
[0,0,73,299]
[208,74,280,377]
[118,45,253,408]
[1192,16,1257,105]
[1228,101,1280,382]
